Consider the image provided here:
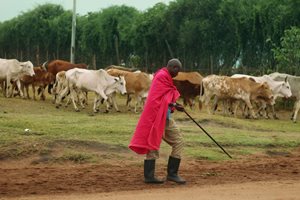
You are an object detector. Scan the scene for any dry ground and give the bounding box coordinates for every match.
[1,147,300,199]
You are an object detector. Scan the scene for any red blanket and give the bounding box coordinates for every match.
[129,68,180,154]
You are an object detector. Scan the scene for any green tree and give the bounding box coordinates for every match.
[272,26,300,75]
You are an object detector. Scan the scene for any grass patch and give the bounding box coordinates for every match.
[55,151,96,163]
[1,95,300,163]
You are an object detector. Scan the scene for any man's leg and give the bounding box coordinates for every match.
[164,118,186,184]
[144,150,164,184]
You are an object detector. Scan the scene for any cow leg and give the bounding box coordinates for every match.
[223,100,229,116]
[26,84,30,99]
[292,100,300,123]
[1,81,5,96]
[271,105,279,119]
[39,86,46,101]
[32,84,37,101]
[21,83,29,99]
[52,81,59,104]
[69,87,80,112]
[127,94,133,111]
[15,80,24,98]
[211,96,219,115]
[126,94,132,106]
[110,93,120,112]
[105,96,114,112]
[5,77,11,97]
[258,101,268,119]
[77,91,86,109]
[186,97,193,110]
[95,90,108,113]
[201,93,213,114]
[56,86,69,108]
[244,99,257,119]
[94,95,103,113]
[135,95,142,113]
[233,101,240,118]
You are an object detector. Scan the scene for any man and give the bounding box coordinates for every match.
[129,58,186,184]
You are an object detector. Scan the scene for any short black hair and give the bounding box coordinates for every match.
[167,58,182,68]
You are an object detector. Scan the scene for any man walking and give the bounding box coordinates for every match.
[129,58,186,184]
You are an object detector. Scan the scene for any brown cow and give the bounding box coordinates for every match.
[44,59,88,94]
[199,75,274,119]
[173,72,203,109]
[106,68,152,112]
[20,67,55,100]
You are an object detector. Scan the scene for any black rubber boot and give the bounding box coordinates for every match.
[144,159,164,184]
[167,156,186,184]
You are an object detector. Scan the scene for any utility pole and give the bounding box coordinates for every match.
[70,0,76,63]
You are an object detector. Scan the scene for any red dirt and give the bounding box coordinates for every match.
[1,148,300,199]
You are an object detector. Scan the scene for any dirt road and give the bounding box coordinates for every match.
[3,180,300,200]
[1,148,300,200]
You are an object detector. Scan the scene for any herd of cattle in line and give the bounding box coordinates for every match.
[0,58,300,123]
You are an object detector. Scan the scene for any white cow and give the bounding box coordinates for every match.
[231,74,292,118]
[0,59,35,97]
[56,68,127,113]
[269,72,300,122]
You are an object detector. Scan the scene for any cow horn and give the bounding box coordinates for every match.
[42,61,48,71]
[285,76,288,82]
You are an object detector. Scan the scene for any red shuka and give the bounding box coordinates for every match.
[129,68,180,154]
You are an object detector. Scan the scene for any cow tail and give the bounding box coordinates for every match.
[198,81,204,110]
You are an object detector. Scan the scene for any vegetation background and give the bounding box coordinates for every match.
[0,0,300,75]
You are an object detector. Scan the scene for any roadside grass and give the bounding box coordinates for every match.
[1,94,300,164]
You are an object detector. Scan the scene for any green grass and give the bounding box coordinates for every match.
[1,94,300,163]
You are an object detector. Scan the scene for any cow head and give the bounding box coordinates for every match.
[20,61,35,76]
[278,80,292,98]
[114,76,127,95]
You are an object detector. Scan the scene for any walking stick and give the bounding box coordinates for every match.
[183,109,232,159]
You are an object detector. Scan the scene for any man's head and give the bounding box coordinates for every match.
[166,58,182,77]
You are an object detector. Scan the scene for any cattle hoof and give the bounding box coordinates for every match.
[55,105,60,109]
[105,110,109,113]
[117,110,121,113]
[75,109,80,112]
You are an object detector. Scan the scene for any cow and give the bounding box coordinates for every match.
[55,68,127,113]
[44,59,88,94]
[231,74,292,118]
[199,75,274,119]
[269,72,300,123]
[173,71,203,109]
[0,59,35,98]
[52,70,88,107]
[52,71,68,103]
[20,67,55,100]
[106,68,152,113]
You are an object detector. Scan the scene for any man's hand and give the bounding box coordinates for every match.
[174,103,185,112]
[169,103,185,112]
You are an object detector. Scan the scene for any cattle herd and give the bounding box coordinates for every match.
[0,58,300,122]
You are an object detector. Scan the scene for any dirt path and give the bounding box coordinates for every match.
[1,148,300,200]
[4,180,300,200]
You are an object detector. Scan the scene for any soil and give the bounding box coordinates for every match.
[1,147,300,200]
